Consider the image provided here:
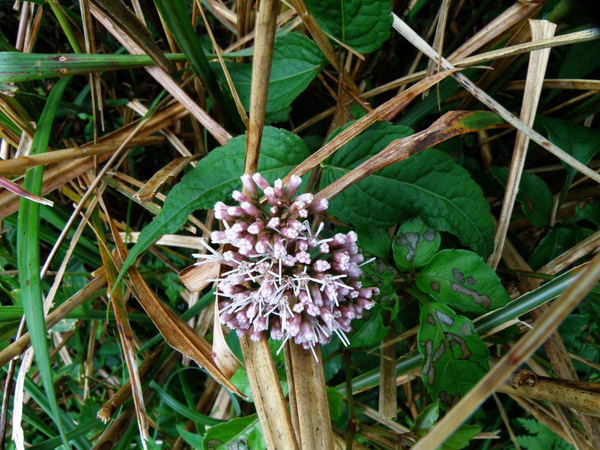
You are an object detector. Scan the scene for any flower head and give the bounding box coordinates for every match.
[194,174,379,358]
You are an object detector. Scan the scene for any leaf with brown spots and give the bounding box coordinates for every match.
[416,249,511,312]
[418,302,489,409]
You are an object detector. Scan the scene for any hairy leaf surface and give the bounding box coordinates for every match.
[304,0,392,53]
[321,122,495,257]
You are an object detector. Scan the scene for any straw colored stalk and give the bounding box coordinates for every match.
[313,110,506,203]
[96,215,149,445]
[413,253,600,449]
[97,344,165,423]
[288,0,361,96]
[89,2,231,146]
[488,20,557,269]
[109,224,241,396]
[284,70,457,183]
[243,0,279,175]
[235,2,299,448]
[293,27,600,134]
[92,352,180,449]
[391,14,600,185]
[284,343,333,449]
[0,102,188,219]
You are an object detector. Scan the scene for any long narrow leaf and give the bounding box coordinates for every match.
[0,52,187,83]
[16,76,72,449]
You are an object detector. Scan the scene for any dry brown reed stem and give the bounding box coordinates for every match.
[97,344,166,423]
[285,70,456,184]
[413,255,600,449]
[510,395,594,450]
[378,329,397,420]
[92,352,180,449]
[236,2,300,448]
[103,217,150,443]
[0,102,188,219]
[194,0,249,126]
[243,0,280,175]
[488,20,556,269]
[89,2,231,146]
[391,14,600,184]
[110,232,241,396]
[0,272,107,369]
[500,229,600,447]
[292,28,600,134]
[284,344,333,449]
[448,1,542,61]
[313,110,505,203]
[239,336,299,449]
[288,0,361,97]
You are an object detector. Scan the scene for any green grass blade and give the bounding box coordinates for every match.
[150,381,224,426]
[16,76,72,449]
[22,376,93,449]
[0,52,188,83]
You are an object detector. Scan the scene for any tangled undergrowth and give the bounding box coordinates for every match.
[1,0,600,449]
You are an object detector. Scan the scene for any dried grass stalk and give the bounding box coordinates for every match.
[285,343,334,449]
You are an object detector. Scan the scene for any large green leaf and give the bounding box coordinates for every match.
[118,127,310,278]
[416,250,511,313]
[217,33,324,122]
[417,302,489,409]
[321,122,495,257]
[304,0,392,53]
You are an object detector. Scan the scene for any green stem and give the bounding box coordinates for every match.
[47,1,82,54]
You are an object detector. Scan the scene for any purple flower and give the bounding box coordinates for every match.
[193,174,379,359]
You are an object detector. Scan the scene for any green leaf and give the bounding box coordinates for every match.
[393,217,441,271]
[528,226,591,270]
[321,122,495,257]
[538,116,600,204]
[516,417,574,450]
[204,415,266,449]
[417,249,511,312]
[0,52,188,83]
[17,77,72,449]
[348,305,388,348]
[411,400,440,437]
[217,33,324,122]
[440,424,483,450]
[356,226,391,259]
[118,126,310,280]
[491,167,552,227]
[327,388,344,421]
[573,200,600,227]
[175,424,205,448]
[417,302,489,408]
[304,0,392,53]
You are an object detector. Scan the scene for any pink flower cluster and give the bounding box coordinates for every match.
[195,173,379,356]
